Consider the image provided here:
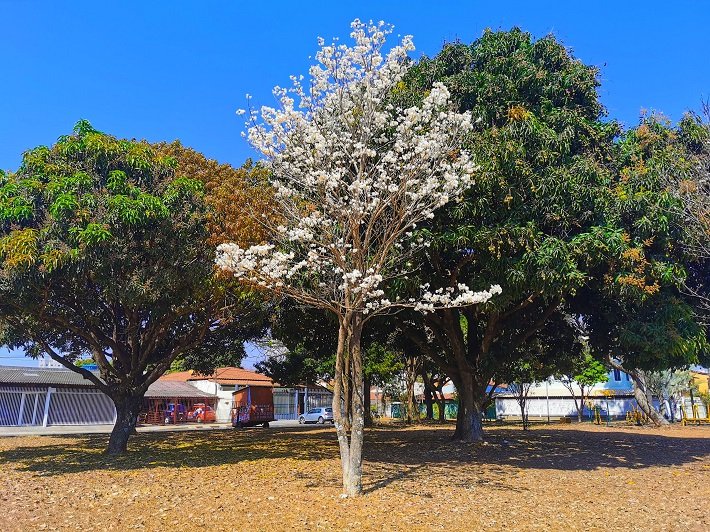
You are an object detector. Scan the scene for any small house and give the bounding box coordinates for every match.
[160,367,274,422]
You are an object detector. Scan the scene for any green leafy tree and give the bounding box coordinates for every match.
[0,122,265,454]
[578,114,708,426]
[420,359,450,421]
[255,343,333,388]
[259,304,339,386]
[393,28,621,441]
[502,347,561,430]
[658,108,710,324]
[558,351,609,422]
[363,341,404,422]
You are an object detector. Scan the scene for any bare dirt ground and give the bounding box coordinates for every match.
[1,422,708,531]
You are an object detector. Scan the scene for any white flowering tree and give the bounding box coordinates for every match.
[217,20,500,497]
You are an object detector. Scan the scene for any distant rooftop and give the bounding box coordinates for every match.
[160,366,273,387]
[0,365,97,387]
[0,366,214,399]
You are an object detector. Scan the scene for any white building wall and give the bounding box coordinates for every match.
[520,377,632,399]
[188,380,232,422]
[495,396,638,419]
[38,357,63,369]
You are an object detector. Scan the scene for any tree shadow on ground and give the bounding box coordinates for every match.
[361,425,710,493]
[0,426,339,476]
[2,425,708,490]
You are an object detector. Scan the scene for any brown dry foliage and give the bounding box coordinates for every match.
[507,105,530,121]
[615,246,661,296]
[154,142,279,247]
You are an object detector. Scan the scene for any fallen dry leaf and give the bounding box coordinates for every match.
[0,423,708,531]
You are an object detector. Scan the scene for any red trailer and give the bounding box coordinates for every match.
[231,385,275,428]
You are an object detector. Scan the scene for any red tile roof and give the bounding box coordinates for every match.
[210,367,273,386]
[160,370,196,382]
[160,367,273,387]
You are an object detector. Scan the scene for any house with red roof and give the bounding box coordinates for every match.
[159,367,274,422]
[159,367,333,421]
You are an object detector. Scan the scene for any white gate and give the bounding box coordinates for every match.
[46,388,116,425]
[0,386,47,426]
[0,386,116,426]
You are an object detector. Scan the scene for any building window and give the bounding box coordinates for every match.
[613,369,621,382]
[625,373,630,382]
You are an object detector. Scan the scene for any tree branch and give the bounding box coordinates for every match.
[38,340,112,396]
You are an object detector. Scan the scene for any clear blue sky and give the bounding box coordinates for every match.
[1,1,708,366]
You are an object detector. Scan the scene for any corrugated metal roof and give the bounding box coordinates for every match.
[0,366,99,387]
[144,381,214,399]
[0,366,213,399]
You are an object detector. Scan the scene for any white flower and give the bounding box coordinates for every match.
[215,19,498,319]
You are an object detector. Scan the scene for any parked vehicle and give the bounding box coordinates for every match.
[163,403,187,424]
[187,403,216,423]
[299,407,334,424]
[231,385,275,428]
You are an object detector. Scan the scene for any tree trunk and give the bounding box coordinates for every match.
[344,313,365,497]
[332,318,352,493]
[437,393,446,422]
[406,382,414,424]
[451,373,484,442]
[332,313,366,497]
[106,395,142,455]
[423,385,434,420]
[404,356,418,424]
[630,369,669,427]
[519,397,529,430]
[364,375,373,427]
[575,393,584,423]
[343,355,352,433]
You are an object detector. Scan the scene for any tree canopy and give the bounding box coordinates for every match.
[579,114,708,373]
[215,20,502,496]
[0,121,266,453]
[390,28,622,441]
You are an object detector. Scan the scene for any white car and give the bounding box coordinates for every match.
[299,407,334,424]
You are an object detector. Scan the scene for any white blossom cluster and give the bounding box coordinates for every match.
[414,284,503,313]
[217,19,500,316]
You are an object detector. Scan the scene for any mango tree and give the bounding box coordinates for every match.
[578,114,709,425]
[0,122,266,453]
[557,352,609,422]
[392,29,621,441]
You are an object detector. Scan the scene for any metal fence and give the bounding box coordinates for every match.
[273,389,298,420]
[306,391,332,411]
[0,386,46,426]
[273,387,333,420]
[0,386,116,427]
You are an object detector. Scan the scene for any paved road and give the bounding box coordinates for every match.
[0,419,307,437]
